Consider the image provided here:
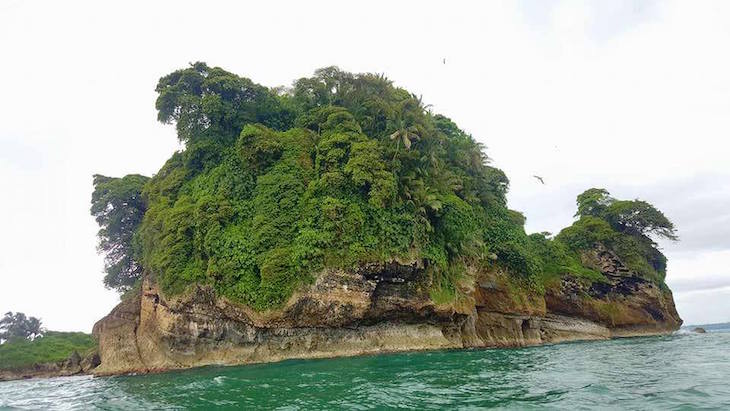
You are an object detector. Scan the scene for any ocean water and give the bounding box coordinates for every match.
[1,325,729,410]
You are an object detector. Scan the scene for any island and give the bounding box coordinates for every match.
[4,63,683,379]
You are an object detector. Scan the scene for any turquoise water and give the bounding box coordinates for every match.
[2,326,729,410]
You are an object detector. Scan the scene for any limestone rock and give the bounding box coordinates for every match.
[93,256,682,376]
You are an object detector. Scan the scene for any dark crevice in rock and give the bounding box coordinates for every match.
[521,319,530,337]
[357,261,423,283]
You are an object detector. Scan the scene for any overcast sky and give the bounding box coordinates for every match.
[1,0,728,331]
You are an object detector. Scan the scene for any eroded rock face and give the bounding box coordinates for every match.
[93,255,682,376]
[545,245,682,334]
[94,264,459,375]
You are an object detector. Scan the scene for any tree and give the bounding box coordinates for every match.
[91,174,150,292]
[575,188,612,218]
[155,62,293,145]
[605,200,678,241]
[388,101,423,160]
[574,188,677,242]
[389,124,421,159]
[0,312,44,342]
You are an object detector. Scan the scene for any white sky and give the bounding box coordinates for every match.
[1,0,728,331]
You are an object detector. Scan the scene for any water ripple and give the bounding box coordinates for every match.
[2,330,730,409]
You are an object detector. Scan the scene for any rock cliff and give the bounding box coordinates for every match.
[92,247,681,376]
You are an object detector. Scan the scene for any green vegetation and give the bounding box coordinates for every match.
[557,188,677,282]
[0,331,96,371]
[91,63,677,308]
[91,174,149,292]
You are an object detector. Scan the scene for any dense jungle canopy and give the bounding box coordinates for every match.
[91,63,677,309]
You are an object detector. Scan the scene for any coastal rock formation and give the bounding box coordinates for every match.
[88,64,683,377]
[0,351,100,382]
[92,251,681,376]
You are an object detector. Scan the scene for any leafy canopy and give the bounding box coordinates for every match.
[155,62,294,145]
[574,187,677,241]
[90,174,149,292]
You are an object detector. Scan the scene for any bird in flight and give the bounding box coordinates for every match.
[533,175,545,185]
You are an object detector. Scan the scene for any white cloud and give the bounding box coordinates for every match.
[674,287,730,326]
[0,0,728,330]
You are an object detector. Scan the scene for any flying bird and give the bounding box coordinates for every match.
[533,175,545,185]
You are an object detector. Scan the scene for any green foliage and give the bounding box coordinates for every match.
[155,62,294,145]
[558,188,677,282]
[574,188,677,242]
[429,260,467,305]
[556,216,616,250]
[0,331,96,371]
[605,199,678,241]
[344,140,396,207]
[91,174,150,292]
[575,187,612,218]
[476,201,540,280]
[136,64,521,310]
[95,64,677,311]
[0,312,43,342]
[527,233,606,284]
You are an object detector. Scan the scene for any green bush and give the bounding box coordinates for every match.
[0,332,96,371]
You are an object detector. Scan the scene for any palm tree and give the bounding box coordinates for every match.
[400,172,443,233]
[411,93,433,114]
[389,100,423,161]
[390,124,421,160]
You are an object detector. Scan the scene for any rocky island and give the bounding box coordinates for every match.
[86,64,681,376]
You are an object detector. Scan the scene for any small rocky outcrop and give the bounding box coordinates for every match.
[92,249,681,376]
[693,327,707,333]
[0,350,100,382]
[545,245,681,335]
